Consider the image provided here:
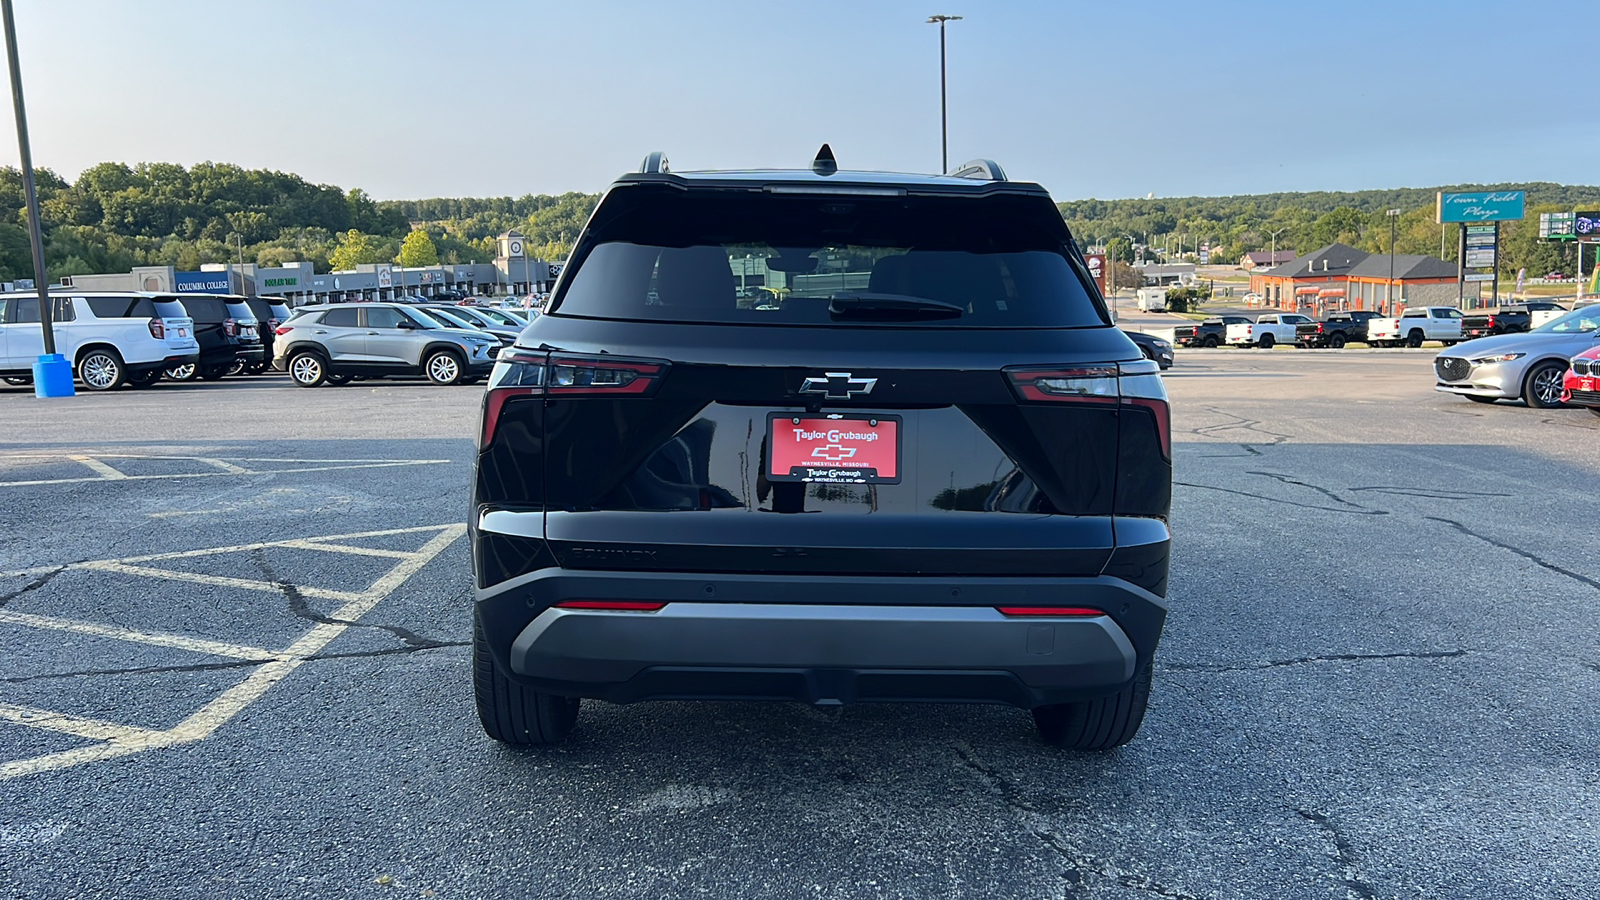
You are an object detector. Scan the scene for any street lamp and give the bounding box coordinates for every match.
[926,14,962,173]
[1266,227,1288,266]
[234,233,246,295]
[1385,209,1401,315]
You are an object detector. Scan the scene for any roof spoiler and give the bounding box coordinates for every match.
[947,159,1008,182]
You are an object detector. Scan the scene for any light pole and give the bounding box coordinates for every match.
[1385,209,1401,315]
[2,0,70,396]
[1266,227,1288,267]
[1121,232,1138,264]
[234,232,246,295]
[926,14,962,173]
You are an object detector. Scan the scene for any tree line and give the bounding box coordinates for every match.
[1,162,1596,283]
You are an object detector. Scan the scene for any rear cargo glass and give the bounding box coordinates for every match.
[551,188,1106,327]
[181,297,227,322]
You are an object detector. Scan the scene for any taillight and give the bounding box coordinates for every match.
[147,318,165,339]
[1315,324,1324,333]
[1486,315,1496,327]
[1003,360,1170,461]
[222,317,236,336]
[268,318,279,329]
[480,351,670,448]
[997,606,1104,617]
[274,325,293,336]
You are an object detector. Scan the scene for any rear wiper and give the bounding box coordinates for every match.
[828,292,963,320]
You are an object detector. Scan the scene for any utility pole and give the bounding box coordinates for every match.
[1267,227,1288,268]
[234,232,246,295]
[926,15,962,173]
[2,0,70,396]
[1386,209,1400,315]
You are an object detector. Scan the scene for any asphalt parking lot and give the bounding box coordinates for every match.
[2,357,1598,900]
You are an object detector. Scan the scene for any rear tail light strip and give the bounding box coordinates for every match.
[555,600,666,612]
[222,317,236,337]
[1003,359,1171,460]
[147,318,165,340]
[481,350,670,447]
[996,606,1105,617]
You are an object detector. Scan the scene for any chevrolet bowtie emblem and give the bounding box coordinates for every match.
[800,372,877,400]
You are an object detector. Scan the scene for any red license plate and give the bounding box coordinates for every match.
[768,413,901,484]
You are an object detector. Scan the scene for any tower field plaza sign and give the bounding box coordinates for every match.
[1437,191,1526,224]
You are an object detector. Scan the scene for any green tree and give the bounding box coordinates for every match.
[396,229,439,267]
[327,229,395,270]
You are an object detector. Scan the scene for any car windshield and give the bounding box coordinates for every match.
[551,188,1106,328]
[1530,307,1600,334]
[416,308,477,329]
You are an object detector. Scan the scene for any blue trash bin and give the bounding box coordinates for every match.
[32,354,75,398]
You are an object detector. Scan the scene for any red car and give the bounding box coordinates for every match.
[1561,346,1600,417]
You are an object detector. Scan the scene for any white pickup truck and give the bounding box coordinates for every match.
[1225,313,1314,348]
[1366,306,1463,348]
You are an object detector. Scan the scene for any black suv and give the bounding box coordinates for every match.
[164,294,260,380]
[470,151,1172,749]
[239,297,293,374]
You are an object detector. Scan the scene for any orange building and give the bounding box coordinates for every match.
[1249,243,1474,315]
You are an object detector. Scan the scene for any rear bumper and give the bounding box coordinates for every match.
[477,568,1167,708]
[126,353,198,376]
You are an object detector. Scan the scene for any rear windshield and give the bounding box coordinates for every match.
[85,296,160,319]
[181,297,227,322]
[226,301,256,322]
[550,188,1106,328]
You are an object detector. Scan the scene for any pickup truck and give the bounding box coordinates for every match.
[1173,315,1252,348]
[1460,302,1567,339]
[1294,310,1384,348]
[1366,306,1464,347]
[1225,313,1314,348]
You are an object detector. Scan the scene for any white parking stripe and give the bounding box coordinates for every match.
[274,540,415,560]
[0,454,448,488]
[196,458,252,474]
[0,610,278,661]
[78,561,362,603]
[68,455,128,481]
[0,523,466,780]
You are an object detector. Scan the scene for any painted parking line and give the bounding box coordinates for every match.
[0,453,449,488]
[0,523,465,780]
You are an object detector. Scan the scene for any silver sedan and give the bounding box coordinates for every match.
[1433,306,1600,407]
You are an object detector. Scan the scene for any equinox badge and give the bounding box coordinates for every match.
[799,372,877,400]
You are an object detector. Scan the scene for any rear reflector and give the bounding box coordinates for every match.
[554,600,667,612]
[996,606,1104,617]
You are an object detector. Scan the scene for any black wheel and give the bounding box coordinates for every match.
[425,350,464,385]
[1523,361,1566,409]
[1201,335,1219,348]
[227,359,247,377]
[1329,333,1346,349]
[327,373,354,386]
[1033,661,1152,750]
[1258,333,1275,349]
[1406,330,1424,348]
[288,352,328,387]
[1589,407,1600,418]
[76,348,126,391]
[199,365,229,381]
[3,375,30,386]
[1466,395,1496,404]
[472,615,578,746]
[246,361,268,375]
[165,362,197,381]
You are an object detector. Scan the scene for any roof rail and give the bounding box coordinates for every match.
[639,151,670,174]
[947,159,1008,182]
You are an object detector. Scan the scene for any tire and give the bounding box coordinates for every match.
[1258,333,1275,349]
[1406,330,1424,348]
[1589,407,1600,418]
[472,615,579,746]
[245,361,267,375]
[227,359,247,377]
[199,364,229,381]
[288,351,328,387]
[1201,335,1219,349]
[165,363,197,381]
[327,373,354,386]
[76,348,126,392]
[425,349,464,385]
[1033,661,1152,750]
[1523,361,1567,409]
[3,375,30,386]
[1329,333,1346,349]
[1466,395,1496,404]
[128,370,161,388]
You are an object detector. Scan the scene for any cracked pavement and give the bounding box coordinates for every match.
[2,357,1599,899]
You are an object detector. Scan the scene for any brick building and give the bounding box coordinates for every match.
[1249,243,1474,314]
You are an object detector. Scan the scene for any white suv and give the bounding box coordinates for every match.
[0,292,199,391]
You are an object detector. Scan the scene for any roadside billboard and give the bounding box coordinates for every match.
[1437,191,1526,223]
[174,271,232,293]
[1575,211,1600,238]
[1083,253,1106,295]
[1541,212,1576,238]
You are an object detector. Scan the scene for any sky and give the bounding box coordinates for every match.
[0,0,1591,202]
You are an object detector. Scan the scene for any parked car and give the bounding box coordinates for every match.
[164,294,259,380]
[238,297,293,374]
[468,307,531,329]
[426,304,527,341]
[272,301,499,386]
[0,291,198,391]
[1242,292,1264,305]
[1174,315,1251,348]
[1561,346,1600,417]
[1225,312,1314,348]
[411,304,520,347]
[1366,306,1464,348]
[1460,303,1567,339]
[1433,306,1600,407]
[470,151,1171,750]
[1294,310,1383,348]
[1123,329,1174,369]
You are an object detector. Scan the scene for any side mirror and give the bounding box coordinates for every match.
[396,319,418,330]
